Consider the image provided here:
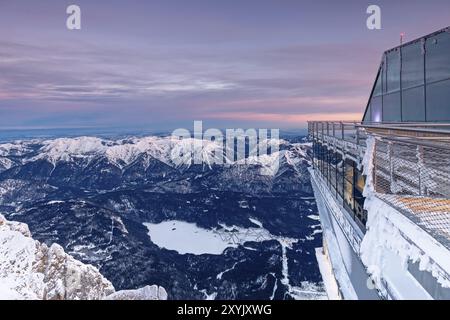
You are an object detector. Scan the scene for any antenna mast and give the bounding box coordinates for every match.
[400,32,405,45]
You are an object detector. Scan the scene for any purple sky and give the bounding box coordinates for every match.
[0,0,449,130]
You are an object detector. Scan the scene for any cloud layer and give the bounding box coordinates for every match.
[1,0,449,130]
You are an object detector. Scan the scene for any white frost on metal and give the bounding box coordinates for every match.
[360,136,450,298]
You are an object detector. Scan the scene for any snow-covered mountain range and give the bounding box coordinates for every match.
[0,135,308,175]
[0,135,324,300]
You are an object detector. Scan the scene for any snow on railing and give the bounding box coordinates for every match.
[308,121,450,251]
[372,136,450,250]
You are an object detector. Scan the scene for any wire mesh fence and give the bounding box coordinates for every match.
[374,138,450,249]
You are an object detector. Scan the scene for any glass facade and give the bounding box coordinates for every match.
[312,141,368,231]
[363,28,450,123]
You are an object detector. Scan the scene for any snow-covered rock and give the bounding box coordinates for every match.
[0,214,167,300]
[104,285,168,300]
[0,214,114,300]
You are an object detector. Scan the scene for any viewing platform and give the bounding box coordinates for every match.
[308,121,450,250]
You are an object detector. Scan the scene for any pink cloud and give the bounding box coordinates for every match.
[198,95,367,116]
[207,111,363,124]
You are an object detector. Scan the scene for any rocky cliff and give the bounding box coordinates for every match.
[0,214,167,300]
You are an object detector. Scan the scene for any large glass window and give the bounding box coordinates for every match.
[364,103,372,122]
[373,71,382,96]
[402,42,424,89]
[426,79,450,121]
[364,70,383,123]
[386,49,401,93]
[363,29,450,124]
[402,86,425,122]
[383,92,401,122]
[370,96,382,122]
[312,141,367,231]
[426,32,450,83]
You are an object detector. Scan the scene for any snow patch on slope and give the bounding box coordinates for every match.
[0,142,31,157]
[235,147,307,177]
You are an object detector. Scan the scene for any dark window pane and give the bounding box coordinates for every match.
[383,92,401,122]
[386,49,400,93]
[370,96,382,122]
[426,32,450,83]
[402,42,424,89]
[402,86,425,122]
[426,79,450,121]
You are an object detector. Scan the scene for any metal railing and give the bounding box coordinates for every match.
[308,121,367,162]
[308,121,450,250]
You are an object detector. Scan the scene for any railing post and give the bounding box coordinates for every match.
[417,145,425,196]
[356,124,360,146]
[315,123,317,141]
[373,139,377,193]
[332,123,334,143]
[388,141,394,193]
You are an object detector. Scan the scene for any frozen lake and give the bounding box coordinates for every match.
[143,221,236,255]
[143,219,300,255]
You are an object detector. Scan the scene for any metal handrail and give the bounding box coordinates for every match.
[360,124,450,135]
[308,121,450,144]
[310,120,450,253]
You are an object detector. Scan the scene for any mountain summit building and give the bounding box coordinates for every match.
[309,26,450,300]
